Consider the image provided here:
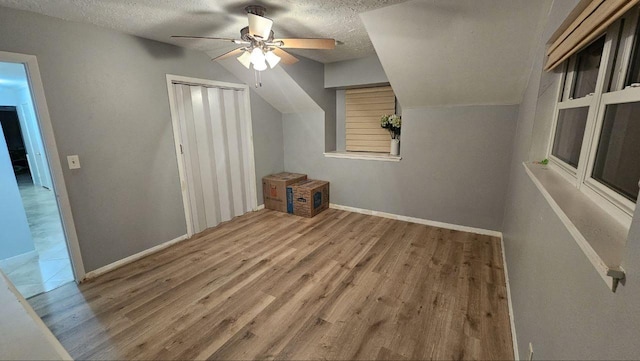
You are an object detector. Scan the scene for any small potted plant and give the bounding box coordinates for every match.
[380,114,401,155]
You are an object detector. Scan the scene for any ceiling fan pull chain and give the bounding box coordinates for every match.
[254,69,262,88]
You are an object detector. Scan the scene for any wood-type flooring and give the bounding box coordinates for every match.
[29,209,513,360]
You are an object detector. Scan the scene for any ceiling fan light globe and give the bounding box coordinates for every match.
[253,59,268,71]
[265,50,281,68]
[250,47,266,64]
[237,51,252,69]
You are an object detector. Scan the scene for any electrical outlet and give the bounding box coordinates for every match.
[529,342,534,361]
[67,155,81,170]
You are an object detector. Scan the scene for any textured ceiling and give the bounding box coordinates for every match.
[0,62,28,89]
[0,0,407,63]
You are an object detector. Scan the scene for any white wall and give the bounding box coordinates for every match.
[0,123,35,260]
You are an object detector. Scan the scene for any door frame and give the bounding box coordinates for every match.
[0,51,85,281]
[165,74,259,237]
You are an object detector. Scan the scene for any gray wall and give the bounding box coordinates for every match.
[0,7,283,272]
[502,0,640,358]
[250,91,284,197]
[324,55,389,88]
[336,89,346,152]
[282,56,336,152]
[285,54,516,231]
[284,104,517,231]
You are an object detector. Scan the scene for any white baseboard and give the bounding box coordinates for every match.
[83,234,188,282]
[500,235,519,361]
[0,250,39,270]
[329,203,502,238]
[83,204,267,282]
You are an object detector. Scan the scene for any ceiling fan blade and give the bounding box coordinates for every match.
[275,38,336,50]
[248,13,273,39]
[272,48,299,65]
[212,48,244,62]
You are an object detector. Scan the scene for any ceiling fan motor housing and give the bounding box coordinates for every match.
[245,5,266,17]
[240,26,274,43]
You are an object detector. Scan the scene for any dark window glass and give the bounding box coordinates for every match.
[561,62,569,101]
[607,18,626,92]
[593,102,640,202]
[552,107,589,167]
[573,36,605,99]
[626,19,640,86]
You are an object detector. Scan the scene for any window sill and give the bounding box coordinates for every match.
[524,162,627,292]
[323,151,402,162]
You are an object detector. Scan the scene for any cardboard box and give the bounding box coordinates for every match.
[262,172,307,212]
[287,179,330,218]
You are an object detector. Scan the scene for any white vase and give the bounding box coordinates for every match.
[390,139,400,156]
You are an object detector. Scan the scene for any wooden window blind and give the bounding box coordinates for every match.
[345,86,396,153]
[545,0,640,71]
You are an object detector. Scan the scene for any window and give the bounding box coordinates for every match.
[345,86,396,153]
[551,107,589,167]
[549,6,640,224]
[592,101,640,201]
[572,36,605,99]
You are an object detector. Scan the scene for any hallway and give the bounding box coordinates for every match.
[0,174,73,298]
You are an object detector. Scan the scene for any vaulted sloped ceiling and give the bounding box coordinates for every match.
[218,58,321,114]
[360,0,552,108]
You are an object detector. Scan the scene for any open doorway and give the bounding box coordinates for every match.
[0,61,74,298]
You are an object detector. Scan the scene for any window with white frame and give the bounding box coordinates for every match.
[345,86,397,153]
[549,6,640,225]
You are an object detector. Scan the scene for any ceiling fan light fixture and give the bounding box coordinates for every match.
[237,50,251,69]
[252,58,268,71]
[265,50,281,68]
[173,5,335,80]
[250,47,265,64]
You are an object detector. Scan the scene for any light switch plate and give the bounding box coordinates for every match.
[67,155,81,170]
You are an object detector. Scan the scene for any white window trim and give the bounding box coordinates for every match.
[582,87,640,218]
[536,8,640,291]
[524,163,626,292]
[323,151,401,162]
[546,14,638,230]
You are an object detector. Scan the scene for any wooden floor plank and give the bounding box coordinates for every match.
[29,208,513,360]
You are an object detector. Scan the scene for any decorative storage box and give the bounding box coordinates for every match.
[287,179,330,218]
[262,172,307,212]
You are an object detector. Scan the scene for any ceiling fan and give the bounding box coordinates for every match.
[172,5,335,80]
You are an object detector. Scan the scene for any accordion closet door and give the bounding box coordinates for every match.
[172,82,257,235]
